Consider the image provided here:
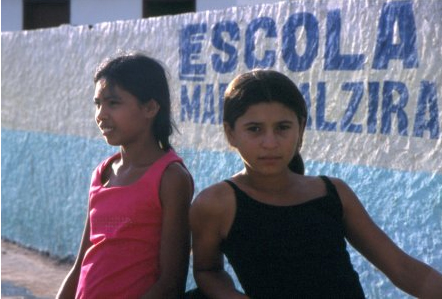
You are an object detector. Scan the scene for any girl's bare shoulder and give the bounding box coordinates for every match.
[191,181,235,217]
[302,175,348,190]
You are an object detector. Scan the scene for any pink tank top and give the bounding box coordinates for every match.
[76,150,184,298]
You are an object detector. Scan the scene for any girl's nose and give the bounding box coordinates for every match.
[95,105,107,121]
[261,132,278,148]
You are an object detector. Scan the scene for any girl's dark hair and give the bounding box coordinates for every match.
[223,69,307,174]
[94,53,174,150]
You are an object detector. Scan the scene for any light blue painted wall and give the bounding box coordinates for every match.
[2,128,441,297]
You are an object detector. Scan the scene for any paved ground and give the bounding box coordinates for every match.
[1,239,73,299]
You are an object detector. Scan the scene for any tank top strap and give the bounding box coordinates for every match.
[224,180,246,208]
[224,179,238,191]
[224,180,241,200]
[319,175,340,198]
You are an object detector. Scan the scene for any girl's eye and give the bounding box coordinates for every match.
[277,125,290,131]
[247,126,261,133]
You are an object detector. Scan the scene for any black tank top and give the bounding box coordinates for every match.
[220,176,365,299]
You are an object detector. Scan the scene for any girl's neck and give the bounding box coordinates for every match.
[119,140,165,168]
[235,169,306,206]
[240,168,294,193]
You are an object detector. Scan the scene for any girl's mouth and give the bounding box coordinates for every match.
[99,126,114,135]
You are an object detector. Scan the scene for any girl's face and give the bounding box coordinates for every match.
[94,79,155,147]
[225,102,304,176]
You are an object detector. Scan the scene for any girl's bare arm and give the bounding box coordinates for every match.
[190,184,249,299]
[56,211,92,299]
[332,178,442,298]
[141,163,193,299]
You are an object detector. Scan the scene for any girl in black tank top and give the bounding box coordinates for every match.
[188,70,442,299]
[221,177,364,298]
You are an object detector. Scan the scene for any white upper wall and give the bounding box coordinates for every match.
[197,0,283,12]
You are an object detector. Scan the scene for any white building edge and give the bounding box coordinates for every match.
[1,0,285,32]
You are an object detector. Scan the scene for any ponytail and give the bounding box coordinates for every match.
[288,153,304,175]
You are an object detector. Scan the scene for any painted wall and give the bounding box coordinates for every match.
[196,0,283,12]
[2,1,441,297]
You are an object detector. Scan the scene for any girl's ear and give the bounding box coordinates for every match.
[223,122,237,147]
[143,99,160,119]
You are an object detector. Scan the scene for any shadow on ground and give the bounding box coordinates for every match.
[2,281,42,299]
[1,240,72,299]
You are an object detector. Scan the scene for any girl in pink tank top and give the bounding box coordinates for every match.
[57,53,194,299]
